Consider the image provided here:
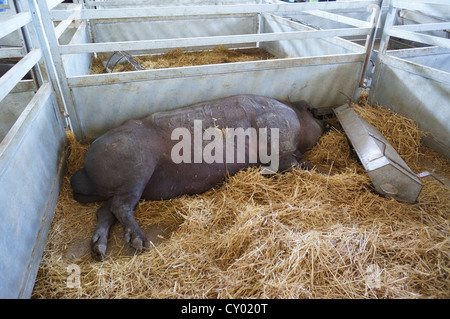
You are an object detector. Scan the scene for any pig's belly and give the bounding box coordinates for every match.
[141,161,250,200]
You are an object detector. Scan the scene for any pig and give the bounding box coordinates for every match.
[70,95,326,260]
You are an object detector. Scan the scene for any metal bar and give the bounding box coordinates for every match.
[0,48,41,103]
[27,0,82,139]
[67,52,365,87]
[0,12,31,39]
[398,9,447,25]
[50,1,380,20]
[84,0,217,7]
[388,27,450,50]
[0,83,52,174]
[12,0,44,90]
[47,0,63,10]
[378,4,397,55]
[9,79,35,93]
[263,13,366,53]
[387,46,450,58]
[59,27,372,55]
[54,18,72,39]
[304,10,372,28]
[392,0,450,7]
[391,0,450,19]
[53,4,83,39]
[359,0,383,88]
[0,47,25,58]
[393,22,450,33]
[378,53,450,85]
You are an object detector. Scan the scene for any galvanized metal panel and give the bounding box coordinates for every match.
[0,90,34,141]
[91,15,259,43]
[369,0,450,159]
[61,21,92,77]
[369,55,450,158]
[71,58,364,137]
[403,53,450,73]
[0,84,67,298]
[47,1,377,143]
[261,13,359,58]
[62,2,369,139]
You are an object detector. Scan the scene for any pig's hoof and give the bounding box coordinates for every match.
[124,227,149,251]
[91,241,107,261]
[91,231,108,261]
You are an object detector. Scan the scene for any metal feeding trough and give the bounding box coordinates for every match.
[102,51,146,73]
[334,104,440,203]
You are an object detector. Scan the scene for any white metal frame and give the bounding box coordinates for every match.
[376,0,450,93]
[0,0,67,299]
[370,0,450,157]
[29,0,381,139]
[380,0,450,52]
[51,1,377,55]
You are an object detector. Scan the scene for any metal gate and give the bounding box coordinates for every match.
[369,0,450,158]
[0,0,67,298]
[41,0,382,139]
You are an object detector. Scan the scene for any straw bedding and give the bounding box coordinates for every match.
[32,93,449,299]
[90,46,277,74]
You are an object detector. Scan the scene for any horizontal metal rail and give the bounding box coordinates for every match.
[304,10,373,29]
[67,52,365,87]
[387,28,450,50]
[378,52,450,86]
[0,83,52,175]
[54,19,72,39]
[59,27,371,55]
[391,0,450,19]
[263,12,367,53]
[47,0,64,10]
[83,0,260,7]
[53,4,82,39]
[50,1,380,20]
[387,46,450,59]
[0,47,25,59]
[393,22,450,33]
[0,12,31,39]
[0,48,42,103]
[392,0,450,7]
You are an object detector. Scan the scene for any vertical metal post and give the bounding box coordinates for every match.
[12,0,42,90]
[26,0,83,139]
[358,0,383,88]
[378,1,398,55]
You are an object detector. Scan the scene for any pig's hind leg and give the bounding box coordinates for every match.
[91,183,151,260]
[91,199,116,261]
[110,182,151,252]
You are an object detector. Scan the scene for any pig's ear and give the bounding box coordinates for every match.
[291,100,315,115]
[308,107,318,118]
